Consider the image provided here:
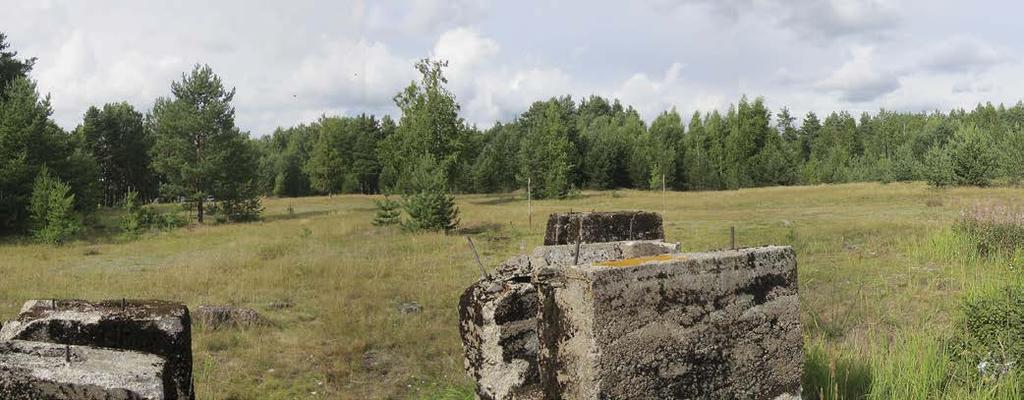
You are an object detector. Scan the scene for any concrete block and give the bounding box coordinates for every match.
[534,246,802,399]
[459,240,680,400]
[0,299,193,400]
[0,340,167,399]
[543,211,664,245]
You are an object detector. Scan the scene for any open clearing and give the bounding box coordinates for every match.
[1,182,1021,399]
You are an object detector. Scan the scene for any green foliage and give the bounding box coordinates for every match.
[0,33,35,99]
[120,190,144,235]
[379,59,471,194]
[402,190,459,232]
[120,190,187,236]
[518,96,578,198]
[28,168,81,244]
[398,156,459,232]
[150,64,261,223]
[1000,127,1024,185]
[75,102,157,205]
[923,145,956,187]
[949,125,997,187]
[950,284,1024,388]
[305,115,385,195]
[0,76,97,234]
[372,196,402,226]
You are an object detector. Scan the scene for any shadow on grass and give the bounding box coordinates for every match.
[453,222,504,235]
[471,196,521,206]
[263,210,331,222]
[803,340,872,400]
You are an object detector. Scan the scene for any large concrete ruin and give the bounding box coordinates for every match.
[535,246,802,399]
[0,299,193,400]
[459,211,802,399]
[459,239,680,399]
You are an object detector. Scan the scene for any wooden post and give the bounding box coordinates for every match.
[661,173,666,217]
[730,226,736,250]
[466,237,488,279]
[528,177,532,228]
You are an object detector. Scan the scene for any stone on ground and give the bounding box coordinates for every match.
[192,305,267,330]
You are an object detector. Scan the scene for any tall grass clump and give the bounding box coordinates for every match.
[867,333,950,399]
[803,339,872,400]
[954,202,1024,258]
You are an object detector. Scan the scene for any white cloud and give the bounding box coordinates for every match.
[921,36,1011,73]
[816,46,901,102]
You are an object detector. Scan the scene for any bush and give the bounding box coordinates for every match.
[922,145,955,188]
[121,190,186,236]
[402,190,459,232]
[950,125,997,187]
[954,203,1024,257]
[120,190,145,235]
[950,283,1024,386]
[29,169,82,245]
[372,197,402,226]
[395,155,459,232]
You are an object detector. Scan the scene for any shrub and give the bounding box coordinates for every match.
[396,155,459,232]
[402,191,459,232]
[29,168,82,245]
[954,203,1024,257]
[950,283,1024,386]
[120,190,144,235]
[120,190,186,236]
[949,125,997,187]
[922,145,955,188]
[372,197,402,226]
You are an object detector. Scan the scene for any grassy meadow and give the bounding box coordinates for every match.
[2,182,1024,399]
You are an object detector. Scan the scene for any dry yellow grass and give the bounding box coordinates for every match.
[1,182,1022,399]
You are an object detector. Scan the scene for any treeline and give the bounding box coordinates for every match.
[262,90,1024,199]
[4,31,1024,239]
[1,34,261,240]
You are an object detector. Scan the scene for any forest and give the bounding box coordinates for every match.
[3,32,1023,239]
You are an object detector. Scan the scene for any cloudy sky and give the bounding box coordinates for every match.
[2,0,1020,135]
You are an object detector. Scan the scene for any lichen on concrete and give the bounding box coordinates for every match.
[533,246,802,399]
[0,340,167,400]
[0,299,193,400]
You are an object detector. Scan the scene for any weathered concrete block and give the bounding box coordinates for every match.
[534,246,802,399]
[0,340,168,399]
[543,211,664,245]
[459,240,680,400]
[0,299,193,400]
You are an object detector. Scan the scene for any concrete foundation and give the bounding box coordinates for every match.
[0,340,167,399]
[0,299,193,399]
[458,240,680,400]
[533,246,802,399]
[543,211,664,245]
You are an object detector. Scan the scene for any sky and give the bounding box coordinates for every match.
[1,0,1021,135]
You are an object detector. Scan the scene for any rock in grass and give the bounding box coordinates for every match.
[193,305,267,330]
[0,299,193,400]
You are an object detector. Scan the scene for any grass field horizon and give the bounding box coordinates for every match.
[3,181,1023,399]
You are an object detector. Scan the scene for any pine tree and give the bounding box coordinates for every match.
[150,64,262,223]
[29,168,81,244]
[372,196,402,226]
